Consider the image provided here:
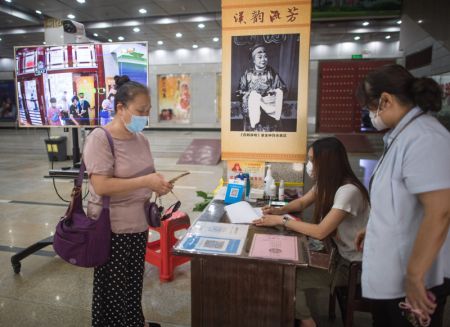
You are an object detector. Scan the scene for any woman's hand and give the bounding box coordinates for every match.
[262,205,285,215]
[253,214,283,227]
[146,173,173,196]
[405,274,436,316]
[354,228,366,252]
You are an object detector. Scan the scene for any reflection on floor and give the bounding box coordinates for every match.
[0,129,448,327]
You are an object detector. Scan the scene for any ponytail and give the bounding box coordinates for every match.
[410,77,442,113]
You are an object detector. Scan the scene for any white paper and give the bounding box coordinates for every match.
[224,201,262,224]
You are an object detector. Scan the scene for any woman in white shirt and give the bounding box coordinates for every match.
[254,137,370,327]
[354,64,450,327]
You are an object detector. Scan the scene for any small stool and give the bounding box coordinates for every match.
[145,211,191,282]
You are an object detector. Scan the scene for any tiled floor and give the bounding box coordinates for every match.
[0,128,448,327]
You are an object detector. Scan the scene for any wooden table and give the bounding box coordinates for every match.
[174,200,308,327]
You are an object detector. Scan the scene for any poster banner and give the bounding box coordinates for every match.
[221,0,311,162]
[157,74,191,123]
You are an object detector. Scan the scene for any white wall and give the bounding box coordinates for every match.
[310,41,402,60]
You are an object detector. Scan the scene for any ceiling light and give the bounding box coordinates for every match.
[176,32,182,38]
[157,40,163,45]
[354,36,361,40]
[108,39,112,42]
[192,44,198,49]
[385,35,391,39]
[0,38,2,41]
[5,0,11,3]
[418,19,423,24]
[397,20,402,24]
[77,0,86,3]
[118,36,124,41]
[93,33,98,37]
[139,8,147,14]
[43,41,46,44]
[198,23,205,29]
[67,14,75,19]
[213,37,219,42]
[35,10,42,14]
[362,21,369,26]
[133,27,140,32]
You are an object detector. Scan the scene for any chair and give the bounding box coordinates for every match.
[328,261,372,327]
[145,211,191,282]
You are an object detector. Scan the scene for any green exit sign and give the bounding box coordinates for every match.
[352,54,363,59]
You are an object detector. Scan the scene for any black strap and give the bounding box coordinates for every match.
[369,112,425,194]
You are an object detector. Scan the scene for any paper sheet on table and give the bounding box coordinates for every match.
[249,234,298,261]
[224,201,262,224]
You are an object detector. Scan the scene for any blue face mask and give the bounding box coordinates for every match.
[124,114,148,133]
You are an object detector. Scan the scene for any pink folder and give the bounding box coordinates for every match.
[249,234,298,261]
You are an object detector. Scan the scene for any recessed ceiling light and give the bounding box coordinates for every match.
[354,36,361,40]
[5,0,11,3]
[35,10,42,14]
[198,23,205,29]
[43,41,46,44]
[192,44,198,49]
[418,19,423,24]
[362,21,369,26]
[213,37,219,42]
[67,14,75,19]
[77,0,86,3]
[133,27,140,32]
[118,36,124,41]
[397,20,402,24]
[108,39,113,42]
[0,38,2,41]
[385,35,391,39]
[139,8,147,14]
[93,33,98,37]
[157,40,163,45]
[176,32,182,38]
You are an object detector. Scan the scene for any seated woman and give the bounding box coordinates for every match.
[254,137,370,327]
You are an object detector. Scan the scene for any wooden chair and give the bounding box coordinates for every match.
[328,261,372,327]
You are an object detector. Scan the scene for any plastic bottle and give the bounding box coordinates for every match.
[278,180,285,201]
[264,164,274,197]
[269,179,277,198]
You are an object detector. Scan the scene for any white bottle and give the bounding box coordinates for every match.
[264,164,274,196]
[278,180,285,201]
[269,179,277,198]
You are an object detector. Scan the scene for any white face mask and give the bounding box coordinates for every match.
[369,99,388,131]
[306,161,314,178]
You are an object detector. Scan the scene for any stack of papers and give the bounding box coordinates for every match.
[249,234,299,261]
[224,201,262,224]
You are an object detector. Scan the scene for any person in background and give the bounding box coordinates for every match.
[47,97,61,126]
[77,92,91,125]
[66,96,80,126]
[99,98,112,126]
[84,75,172,327]
[254,137,370,327]
[354,64,450,327]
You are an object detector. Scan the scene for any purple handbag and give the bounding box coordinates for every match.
[145,195,163,228]
[53,127,114,268]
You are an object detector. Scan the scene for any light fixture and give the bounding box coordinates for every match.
[118,36,124,41]
[43,41,46,44]
[93,33,98,37]
[385,35,391,39]
[35,10,42,14]
[198,23,205,29]
[418,19,423,24]
[354,36,361,41]
[362,21,369,26]
[176,32,182,38]
[67,14,75,19]
[213,37,219,42]
[0,38,2,41]
[5,0,11,3]
[157,40,163,45]
[397,20,402,24]
[192,44,198,49]
[108,39,113,42]
[133,27,140,32]
[139,8,147,14]
[77,0,86,3]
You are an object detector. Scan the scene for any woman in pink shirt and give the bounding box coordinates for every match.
[84,75,172,327]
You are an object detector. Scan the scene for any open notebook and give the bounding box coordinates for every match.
[224,201,263,224]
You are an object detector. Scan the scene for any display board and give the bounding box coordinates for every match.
[221,0,311,162]
[157,74,191,123]
[14,42,148,127]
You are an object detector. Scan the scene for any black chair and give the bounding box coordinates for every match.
[328,261,372,327]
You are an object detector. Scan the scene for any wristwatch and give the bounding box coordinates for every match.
[282,215,290,227]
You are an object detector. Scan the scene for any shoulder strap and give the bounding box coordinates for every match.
[76,127,115,209]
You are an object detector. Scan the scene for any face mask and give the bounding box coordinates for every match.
[124,114,148,133]
[306,161,314,178]
[369,99,388,131]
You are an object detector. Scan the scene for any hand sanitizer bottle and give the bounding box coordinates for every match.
[264,164,274,197]
[278,180,285,201]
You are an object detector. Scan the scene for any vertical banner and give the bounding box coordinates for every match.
[221,0,311,162]
[157,74,192,123]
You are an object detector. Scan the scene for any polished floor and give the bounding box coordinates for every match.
[0,128,448,327]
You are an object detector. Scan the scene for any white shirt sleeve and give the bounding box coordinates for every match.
[402,131,450,194]
[332,184,364,217]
